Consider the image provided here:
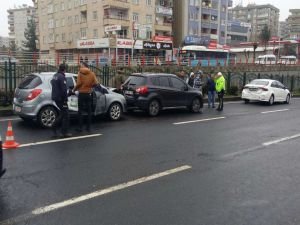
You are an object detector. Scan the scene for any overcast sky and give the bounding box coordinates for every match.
[0,0,296,37]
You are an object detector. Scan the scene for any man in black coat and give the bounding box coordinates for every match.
[51,64,72,138]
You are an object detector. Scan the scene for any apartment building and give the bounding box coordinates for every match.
[287,9,300,40]
[230,4,279,42]
[0,37,10,48]
[173,0,232,48]
[7,5,36,49]
[279,21,289,40]
[227,19,251,46]
[34,0,173,61]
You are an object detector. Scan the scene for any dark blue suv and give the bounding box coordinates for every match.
[122,73,203,116]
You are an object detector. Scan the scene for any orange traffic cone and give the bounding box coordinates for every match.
[3,121,19,149]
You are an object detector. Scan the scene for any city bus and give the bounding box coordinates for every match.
[179,45,230,67]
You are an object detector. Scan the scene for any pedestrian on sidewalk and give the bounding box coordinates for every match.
[214,72,226,111]
[207,74,216,108]
[73,62,98,133]
[51,64,72,138]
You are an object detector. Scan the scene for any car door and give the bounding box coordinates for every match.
[270,81,281,101]
[93,85,107,115]
[66,76,78,112]
[169,77,189,106]
[157,76,173,107]
[276,81,287,101]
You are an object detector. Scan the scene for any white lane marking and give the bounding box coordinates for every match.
[261,109,289,114]
[19,134,102,148]
[0,118,20,122]
[173,117,226,125]
[262,133,300,146]
[223,133,300,159]
[0,165,191,225]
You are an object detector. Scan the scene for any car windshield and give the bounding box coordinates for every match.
[18,75,42,89]
[249,80,269,86]
[124,76,146,86]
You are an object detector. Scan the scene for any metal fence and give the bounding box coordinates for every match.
[1,60,300,105]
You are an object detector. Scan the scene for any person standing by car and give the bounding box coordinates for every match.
[193,71,202,91]
[73,62,98,132]
[186,72,195,86]
[207,74,216,108]
[214,72,226,111]
[51,64,72,138]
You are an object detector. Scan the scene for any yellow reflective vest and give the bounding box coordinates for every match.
[215,75,226,93]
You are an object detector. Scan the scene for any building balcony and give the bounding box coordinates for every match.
[80,4,87,12]
[155,22,172,32]
[155,6,173,16]
[102,0,130,9]
[103,15,130,26]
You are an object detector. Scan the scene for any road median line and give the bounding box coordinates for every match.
[173,116,226,125]
[18,134,102,148]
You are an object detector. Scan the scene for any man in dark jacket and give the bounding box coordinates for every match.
[51,64,72,138]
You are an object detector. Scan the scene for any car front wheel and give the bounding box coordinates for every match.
[38,106,58,128]
[285,94,290,104]
[190,97,201,113]
[148,99,160,116]
[108,102,122,121]
[269,95,274,106]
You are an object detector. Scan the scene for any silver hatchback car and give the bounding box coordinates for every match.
[13,72,127,127]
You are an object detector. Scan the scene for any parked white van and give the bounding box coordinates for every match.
[278,55,297,65]
[255,55,276,65]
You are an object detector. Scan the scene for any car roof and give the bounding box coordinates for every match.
[31,72,77,77]
[131,73,177,77]
[251,79,277,82]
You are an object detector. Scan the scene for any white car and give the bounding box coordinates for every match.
[242,79,291,105]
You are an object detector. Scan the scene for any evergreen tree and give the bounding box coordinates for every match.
[22,16,38,52]
[259,25,271,52]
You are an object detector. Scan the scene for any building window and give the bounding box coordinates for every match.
[146,15,152,24]
[68,1,72,9]
[43,36,46,44]
[48,33,54,43]
[68,16,73,25]
[133,13,139,22]
[80,0,86,5]
[69,32,73,41]
[55,34,60,42]
[61,18,65,27]
[133,0,139,4]
[55,19,60,27]
[133,30,138,39]
[81,12,87,23]
[93,29,98,38]
[80,28,87,39]
[48,19,54,28]
[92,11,98,20]
[61,2,65,10]
[146,30,152,39]
[146,0,151,5]
[48,4,53,13]
[74,0,79,7]
[75,15,79,24]
[62,33,66,42]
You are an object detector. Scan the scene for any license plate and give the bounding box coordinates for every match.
[15,106,21,112]
[125,90,133,95]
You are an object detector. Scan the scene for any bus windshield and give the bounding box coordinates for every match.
[179,46,229,67]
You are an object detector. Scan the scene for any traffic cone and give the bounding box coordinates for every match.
[3,121,19,149]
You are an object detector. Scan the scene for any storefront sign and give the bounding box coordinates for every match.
[153,36,173,42]
[105,25,121,32]
[77,38,109,49]
[116,39,143,49]
[143,41,173,50]
[184,36,210,46]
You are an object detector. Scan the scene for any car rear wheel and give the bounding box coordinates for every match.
[190,97,201,113]
[269,95,274,106]
[148,99,160,116]
[244,99,250,104]
[285,94,290,104]
[38,106,58,128]
[108,102,122,121]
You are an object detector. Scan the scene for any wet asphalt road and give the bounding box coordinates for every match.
[1,99,300,225]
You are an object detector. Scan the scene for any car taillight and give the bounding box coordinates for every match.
[136,86,148,95]
[260,87,268,91]
[26,89,42,101]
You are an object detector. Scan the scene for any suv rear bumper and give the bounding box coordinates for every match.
[125,97,149,111]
